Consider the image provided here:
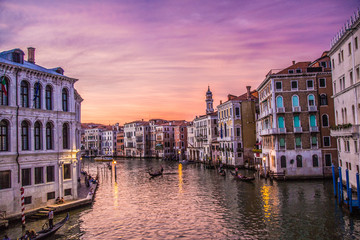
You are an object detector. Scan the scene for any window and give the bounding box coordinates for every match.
[338,139,341,152]
[35,167,44,184]
[64,164,71,179]
[21,81,29,107]
[275,82,282,91]
[356,37,359,50]
[322,115,329,127]
[63,123,69,149]
[62,88,68,112]
[320,62,327,68]
[312,155,319,167]
[320,94,328,106]
[341,50,344,62]
[64,188,72,196]
[292,95,299,107]
[332,59,335,69]
[278,116,285,128]
[296,69,302,73]
[21,121,29,150]
[323,136,330,147]
[0,76,9,106]
[46,122,53,150]
[311,136,317,147]
[34,121,42,150]
[47,192,55,200]
[349,42,352,55]
[295,136,301,148]
[22,168,31,186]
[294,116,300,128]
[310,115,316,127]
[235,107,240,117]
[280,156,286,168]
[345,140,350,152]
[355,140,358,153]
[45,85,52,110]
[307,80,314,89]
[276,96,283,108]
[0,120,9,151]
[33,82,41,109]
[291,81,298,90]
[325,154,332,166]
[24,196,32,205]
[308,94,315,106]
[0,170,11,189]
[279,137,285,149]
[288,69,294,74]
[236,128,241,137]
[357,67,360,81]
[319,78,326,88]
[296,155,302,167]
[350,71,354,85]
[47,166,55,182]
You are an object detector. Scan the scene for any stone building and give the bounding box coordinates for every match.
[330,10,360,187]
[257,53,337,179]
[0,48,82,215]
[124,120,146,157]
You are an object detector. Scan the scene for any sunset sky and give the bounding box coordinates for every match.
[0,0,358,124]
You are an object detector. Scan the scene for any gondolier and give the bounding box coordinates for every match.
[48,209,54,229]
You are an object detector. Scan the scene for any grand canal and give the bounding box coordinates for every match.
[3,158,360,239]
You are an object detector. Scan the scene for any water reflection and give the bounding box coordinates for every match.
[2,158,360,239]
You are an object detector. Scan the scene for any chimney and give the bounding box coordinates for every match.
[292,60,295,65]
[28,47,35,64]
[246,86,251,99]
[220,100,222,105]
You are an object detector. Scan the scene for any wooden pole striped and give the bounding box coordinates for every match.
[20,187,25,227]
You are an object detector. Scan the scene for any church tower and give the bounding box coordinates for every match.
[206,86,214,114]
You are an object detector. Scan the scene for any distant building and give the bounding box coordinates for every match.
[149,119,168,158]
[116,130,125,157]
[124,121,146,157]
[257,53,337,179]
[84,128,103,156]
[329,11,360,187]
[155,123,175,159]
[174,122,189,160]
[0,48,82,215]
[135,122,150,157]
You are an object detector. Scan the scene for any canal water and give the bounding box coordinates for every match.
[2,158,360,239]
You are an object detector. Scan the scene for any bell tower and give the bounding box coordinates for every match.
[206,86,214,114]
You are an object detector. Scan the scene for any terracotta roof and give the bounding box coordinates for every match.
[277,61,311,74]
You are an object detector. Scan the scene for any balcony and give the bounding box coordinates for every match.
[294,127,303,133]
[308,106,317,112]
[330,124,360,138]
[310,126,319,132]
[260,128,286,135]
[259,108,273,119]
[292,106,301,112]
[276,107,285,113]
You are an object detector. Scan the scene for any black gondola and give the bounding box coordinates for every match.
[148,167,163,177]
[230,171,255,181]
[32,213,69,239]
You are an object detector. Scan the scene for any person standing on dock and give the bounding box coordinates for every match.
[48,209,54,229]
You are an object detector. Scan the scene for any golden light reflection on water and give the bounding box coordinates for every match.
[178,163,183,193]
[112,162,118,206]
[261,185,271,220]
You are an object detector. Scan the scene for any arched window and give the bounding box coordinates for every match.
[34,121,42,150]
[320,94,328,106]
[310,115,316,127]
[62,88,68,112]
[276,96,283,108]
[21,121,29,150]
[0,76,9,106]
[296,155,302,167]
[33,82,42,109]
[21,81,29,108]
[45,85,52,110]
[312,154,319,167]
[0,120,9,151]
[278,116,285,128]
[322,114,329,127]
[292,95,299,107]
[63,123,69,149]
[308,94,315,106]
[46,122,53,150]
[280,156,286,168]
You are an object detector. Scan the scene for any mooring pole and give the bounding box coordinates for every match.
[332,164,337,198]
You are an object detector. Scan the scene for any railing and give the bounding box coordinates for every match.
[330,124,360,137]
[294,127,302,133]
[308,106,317,112]
[292,106,301,112]
[276,107,285,113]
[310,126,319,132]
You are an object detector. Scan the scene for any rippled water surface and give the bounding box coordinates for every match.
[3,158,360,239]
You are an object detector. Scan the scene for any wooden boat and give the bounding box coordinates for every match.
[230,171,255,181]
[148,167,163,177]
[30,213,69,239]
[94,156,113,162]
[218,169,226,176]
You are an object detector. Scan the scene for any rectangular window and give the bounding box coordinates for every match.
[64,188,72,196]
[288,69,294,74]
[338,53,341,63]
[238,152,242,157]
[325,154,332,166]
[355,140,358,153]
[280,157,286,168]
[63,164,71,180]
[236,128,241,137]
[332,59,335,69]
[24,196,32,205]
[349,162,352,171]
[319,78,326,88]
[307,80,314,89]
[338,139,341,152]
[357,67,360,81]
[350,71,354,85]
[345,140,350,152]
[35,167,44,184]
[341,50,344,61]
[320,61,327,68]
[235,107,240,117]
[0,170,11,189]
[356,37,359,50]
[22,168,31,186]
[296,69,301,73]
[323,136,331,147]
[47,166,55,182]
[295,137,301,148]
[311,136,317,146]
[47,191,55,200]
[349,42,352,55]
[275,82,282,91]
[291,81,298,90]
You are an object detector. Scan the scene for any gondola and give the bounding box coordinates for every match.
[230,171,255,181]
[148,167,163,177]
[30,213,69,239]
[218,168,226,176]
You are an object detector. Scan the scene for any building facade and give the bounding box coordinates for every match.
[0,48,82,215]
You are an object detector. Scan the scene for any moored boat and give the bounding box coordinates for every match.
[94,156,113,162]
[148,167,164,177]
